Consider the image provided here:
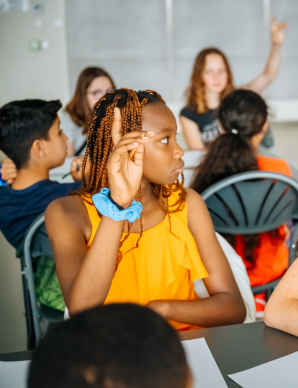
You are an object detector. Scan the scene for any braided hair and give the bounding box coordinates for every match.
[75,88,186,269]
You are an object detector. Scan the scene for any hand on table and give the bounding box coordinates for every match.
[0,157,17,184]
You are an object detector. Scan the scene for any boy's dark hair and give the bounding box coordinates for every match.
[0,99,62,169]
[27,303,189,388]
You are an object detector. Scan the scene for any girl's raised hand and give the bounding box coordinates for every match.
[107,107,155,208]
[270,17,288,46]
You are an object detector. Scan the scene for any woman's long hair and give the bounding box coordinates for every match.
[185,48,234,114]
[192,89,269,266]
[65,67,116,134]
[76,88,186,270]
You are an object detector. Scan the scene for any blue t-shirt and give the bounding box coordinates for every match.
[0,179,82,249]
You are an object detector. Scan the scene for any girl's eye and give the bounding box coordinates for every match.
[59,129,63,135]
[161,137,169,144]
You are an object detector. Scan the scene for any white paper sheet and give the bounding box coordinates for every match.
[0,360,30,388]
[182,338,228,388]
[228,351,298,388]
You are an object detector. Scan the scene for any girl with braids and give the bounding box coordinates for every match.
[192,89,291,315]
[46,88,246,331]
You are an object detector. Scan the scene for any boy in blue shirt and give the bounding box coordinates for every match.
[0,99,82,311]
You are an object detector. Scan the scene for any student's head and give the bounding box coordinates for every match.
[27,303,191,388]
[192,89,268,265]
[81,88,185,196]
[192,89,268,194]
[186,48,234,113]
[65,67,116,134]
[0,99,67,170]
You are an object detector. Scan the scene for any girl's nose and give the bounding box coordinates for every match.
[174,143,184,158]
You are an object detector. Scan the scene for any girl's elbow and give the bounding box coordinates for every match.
[66,294,105,316]
[264,71,278,84]
[236,298,247,323]
[264,304,276,329]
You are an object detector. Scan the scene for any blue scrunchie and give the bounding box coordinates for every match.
[92,188,142,223]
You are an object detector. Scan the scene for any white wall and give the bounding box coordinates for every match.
[0,0,69,107]
[0,0,69,353]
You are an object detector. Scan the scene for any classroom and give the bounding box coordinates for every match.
[1,1,298,387]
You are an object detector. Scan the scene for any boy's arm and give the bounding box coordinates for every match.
[147,188,246,327]
[265,258,298,337]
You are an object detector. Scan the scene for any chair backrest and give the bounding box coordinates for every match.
[23,213,53,343]
[30,219,53,258]
[201,171,298,235]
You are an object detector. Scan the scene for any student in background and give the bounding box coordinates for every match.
[180,17,287,149]
[0,99,82,312]
[0,66,116,182]
[63,66,116,156]
[192,89,291,315]
[265,258,298,337]
[46,88,246,330]
[28,303,191,388]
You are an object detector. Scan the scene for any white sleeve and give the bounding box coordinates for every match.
[193,232,256,323]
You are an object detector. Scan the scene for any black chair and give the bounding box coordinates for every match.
[21,213,64,348]
[201,171,298,299]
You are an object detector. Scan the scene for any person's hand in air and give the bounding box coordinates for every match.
[70,157,84,181]
[107,107,155,208]
[270,17,288,46]
[0,157,17,184]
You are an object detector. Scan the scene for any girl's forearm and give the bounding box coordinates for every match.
[164,293,246,327]
[68,216,124,314]
[263,43,282,81]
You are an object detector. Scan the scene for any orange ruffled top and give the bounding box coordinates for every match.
[83,189,209,331]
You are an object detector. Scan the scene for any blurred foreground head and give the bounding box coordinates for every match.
[27,303,190,388]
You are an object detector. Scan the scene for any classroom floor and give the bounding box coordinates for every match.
[0,121,297,353]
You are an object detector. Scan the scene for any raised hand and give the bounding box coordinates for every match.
[270,17,288,46]
[107,107,155,208]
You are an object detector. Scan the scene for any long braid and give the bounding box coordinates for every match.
[74,88,186,270]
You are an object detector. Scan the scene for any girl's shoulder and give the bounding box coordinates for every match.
[180,106,198,120]
[257,155,292,177]
[168,187,206,227]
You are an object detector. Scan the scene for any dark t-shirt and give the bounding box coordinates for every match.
[0,179,82,249]
[180,106,222,143]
